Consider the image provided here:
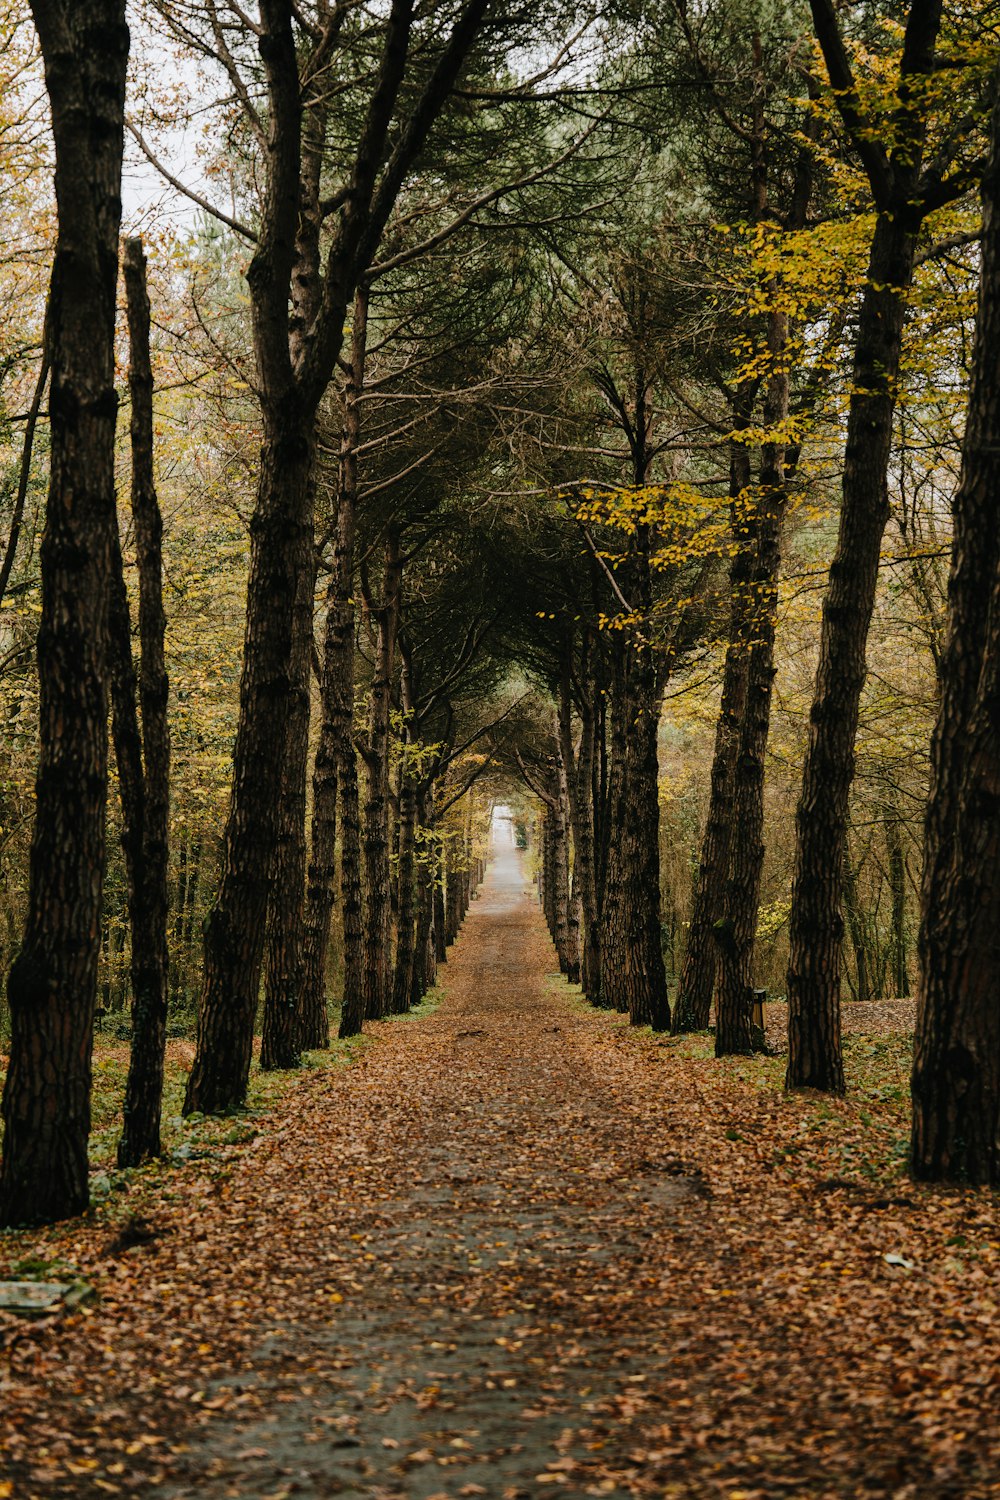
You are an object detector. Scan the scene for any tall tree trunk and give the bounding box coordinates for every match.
[600,641,629,1012]
[117,238,171,1168]
[600,500,670,1030]
[0,0,129,1228]
[302,286,368,1045]
[784,208,919,1092]
[911,81,1000,1185]
[411,791,436,1003]
[842,848,872,1004]
[170,839,190,1006]
[337,733,366,1039]
[885,802,909,998]
[715,325,788,1057]
[604,628,670,1029]
[185,400,316,1112]
[786,0,942,1093]
[361,530,402,1020]
[673,424,754,1034]
[548,790,571,970]
[560,668,600,1002]
[261,497,316,1066]
[434,856,447,963]
[445,832,461,947]
[556,729,581,985]
[391,771,417,1012]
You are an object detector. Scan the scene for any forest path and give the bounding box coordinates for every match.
[4,838,999,1497]
[159,835,705,1499]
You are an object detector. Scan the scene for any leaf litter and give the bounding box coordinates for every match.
[1,857,998,1499]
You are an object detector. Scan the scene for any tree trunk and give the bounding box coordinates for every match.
[673,425,754,1034]
[260,515,315,1069]
[784,206,920,1091]
[786,0,942,1092]
[116,238,171,1168]
[559,658,600,1001]
[613,642,670,1030]
[911,81,1000,1185]
[842,849,873,1004]
[361,530,402,1020]
[600,512,670,1030]
[184,398,316,1113]
[411,792,436,1004]
[885,802,909,998]
[600,641,629,1012]
[434,860,447,963]
[301,286,368,1046]
[714,327,788,1057]
[391,773,417,1012]
[337,732,366,1039]
[0,0,129,1227]
[445,834,461,947]
[556,731,581,984]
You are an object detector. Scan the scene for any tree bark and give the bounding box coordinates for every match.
[361,530,402,1020]
[786,0,943,1092]
[910,79,1000,1185]
[715,321,788,1057]
[600,505,670,1030]
[411,790,436,1003]
[0,0,129,1227]
[885,801,909,998]
[842,847,873,1004]
[558,650,600,1001]
[391,771,418,1012]
[260,508,315,1068]
[117,237,171,1168]
[603,629,670,1029]
[673,423,754,1034]
[302,286,369,1044]
[337,732,366,1039]
[184,0,491,1108]
[184,399,316,1112]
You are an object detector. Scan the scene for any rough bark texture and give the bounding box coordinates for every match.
[260,518,314,1069]
[337,735,366,1039]
[0,0,128,1227]
[185,400,316,1113]
[411,793,436,1003]
[715,327,787,1057]
[599,641,629,1012]
[184,1,310,1115]
[117,238,171,1168]
[434,869,447,963]
[559,658,600,1002]
[185,0,490,1109]
[302,289,368,1044]
[786,0,941,1093]
[391,776,418,1012]
[673,430,754,1034]
[361,532,402,1020]
[911,84,1000,1185]
[885,804,909,998]
[555,734,581,985]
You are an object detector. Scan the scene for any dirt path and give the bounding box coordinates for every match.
[3,838,1000,1498]
[160,837,708,1499]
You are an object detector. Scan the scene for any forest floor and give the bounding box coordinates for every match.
[1,846,999,1500]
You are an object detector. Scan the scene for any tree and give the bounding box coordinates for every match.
[183,0,497,1112]
[910,72,1000,1186]
[785,0,989,1092]
[113,237,171,1168]
[0,0,129,1225]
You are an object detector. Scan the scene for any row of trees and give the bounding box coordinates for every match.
[0,0,998,1225]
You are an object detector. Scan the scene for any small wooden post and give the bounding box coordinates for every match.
[751,988,766,1048]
